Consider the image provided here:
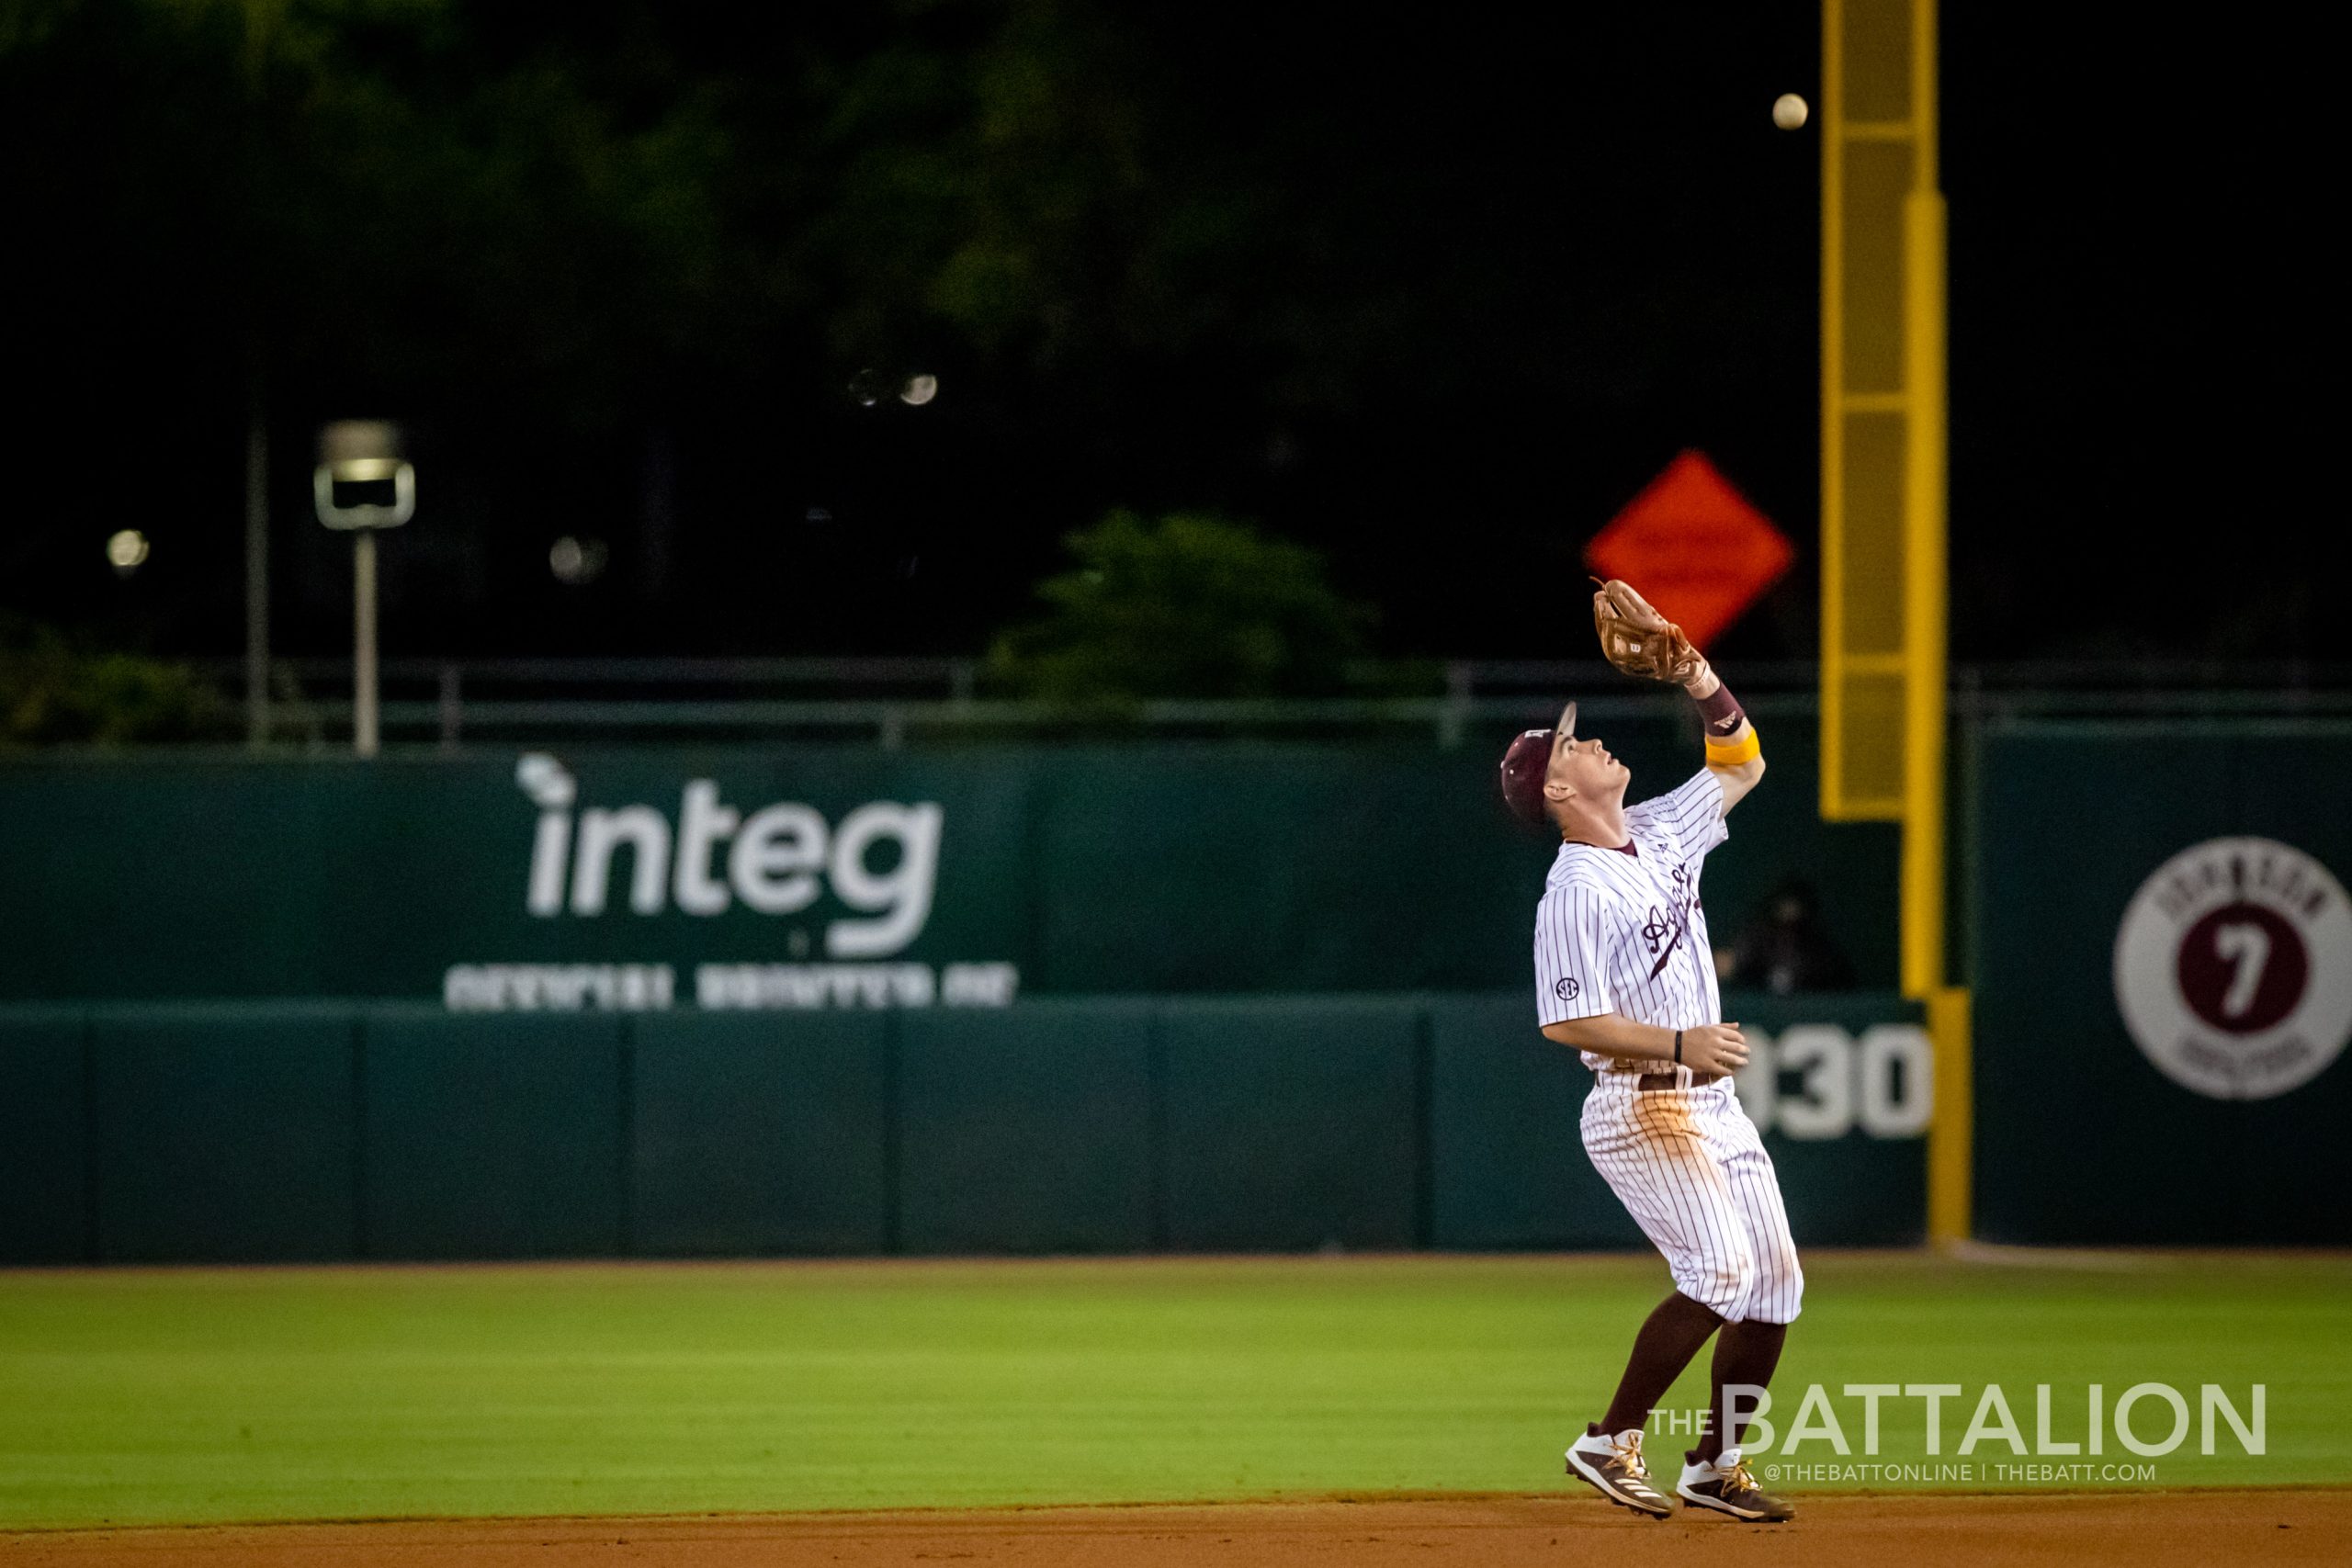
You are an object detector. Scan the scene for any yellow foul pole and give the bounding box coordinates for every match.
[1821,0,1970,1243]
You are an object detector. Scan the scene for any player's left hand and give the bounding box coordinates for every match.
[1680,1021,1750,1075]
[1592,578,1706,686]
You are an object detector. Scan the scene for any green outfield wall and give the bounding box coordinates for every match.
[0,716,1897,1004]
[0,993,1927,1264]
[14,715,2352,1253]
[1970,718,2352,1246]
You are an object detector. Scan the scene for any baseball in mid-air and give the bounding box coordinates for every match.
[1772,93,1809,130]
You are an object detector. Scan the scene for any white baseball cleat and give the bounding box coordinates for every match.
[1565,1425,1676,1518]
[1675,1448,1795,1521]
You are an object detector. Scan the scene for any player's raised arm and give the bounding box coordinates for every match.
[1590,579,1767,814]
[1686,660,1765,813]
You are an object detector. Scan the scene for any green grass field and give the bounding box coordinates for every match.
[1,1251,2346,1529]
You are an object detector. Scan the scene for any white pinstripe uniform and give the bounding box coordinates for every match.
[1532,768,1803,1325]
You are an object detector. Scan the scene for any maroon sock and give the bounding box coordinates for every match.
[1692,1318,1789,1463]
[1597,1292,1724,1437]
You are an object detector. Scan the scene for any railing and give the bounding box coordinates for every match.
[199,656,2352,751]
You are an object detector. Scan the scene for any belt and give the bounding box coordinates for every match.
[1637,1071,1721,1091]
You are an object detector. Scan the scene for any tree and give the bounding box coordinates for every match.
[0,620,234,745]
[987,510,1373,706]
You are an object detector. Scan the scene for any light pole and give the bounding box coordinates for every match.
[313,421,414,758]
[246,412,269,746]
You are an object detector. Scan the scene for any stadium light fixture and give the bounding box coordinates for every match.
[313,421,413,758]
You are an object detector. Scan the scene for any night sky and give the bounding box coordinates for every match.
[0,3,2331,670]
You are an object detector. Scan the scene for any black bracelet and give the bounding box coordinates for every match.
[1674,1030,1683,1065]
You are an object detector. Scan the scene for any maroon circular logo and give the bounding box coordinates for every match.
[2118,838,2352,1100]
[2176,902,2311,1033]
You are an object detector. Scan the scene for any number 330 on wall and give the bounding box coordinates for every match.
[1734,1024,1933,1140]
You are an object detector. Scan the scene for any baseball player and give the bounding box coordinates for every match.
[1497,580,1798,1523]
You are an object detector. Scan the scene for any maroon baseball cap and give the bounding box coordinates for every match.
[1498,701,1577,823]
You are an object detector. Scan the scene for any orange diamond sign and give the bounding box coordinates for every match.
[1583,450,1793,650]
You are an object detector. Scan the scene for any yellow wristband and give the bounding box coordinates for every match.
[1705,728,1760,767]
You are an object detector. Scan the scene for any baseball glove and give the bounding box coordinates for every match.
[1591,578,1706,684]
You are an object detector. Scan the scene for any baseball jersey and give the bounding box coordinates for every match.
[1532,768,1729,1070]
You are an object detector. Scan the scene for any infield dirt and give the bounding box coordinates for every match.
[2,1489,2344,1567]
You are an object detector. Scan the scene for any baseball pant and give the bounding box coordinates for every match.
[1580,1071,1804,1324]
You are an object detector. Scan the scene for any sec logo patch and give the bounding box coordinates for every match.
[2113,837,2352,1100]
[1555,976,1580,1002]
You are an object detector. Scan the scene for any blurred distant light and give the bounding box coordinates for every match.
[549,536,609,585]
[1773,93,1809,130]
[107,529,150,570]
[899,374,939,406]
